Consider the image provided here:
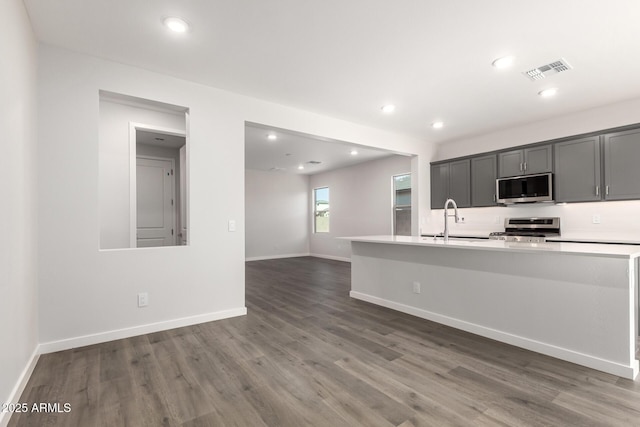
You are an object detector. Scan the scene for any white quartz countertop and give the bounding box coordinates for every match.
[342,235,640,259]
[420,231,640,245]
[546,236,640,245]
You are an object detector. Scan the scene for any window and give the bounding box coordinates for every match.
[314,187,330,233]
[393,174,411,236]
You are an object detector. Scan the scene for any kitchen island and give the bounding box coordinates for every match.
[344,235,640,379]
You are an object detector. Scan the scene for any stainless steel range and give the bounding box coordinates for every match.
[489,217,560,243]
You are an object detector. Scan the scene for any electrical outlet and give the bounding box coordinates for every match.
[412,281,421,294]
[228,220,236,232]
[494,216,500,224]
[592,214,601,224]
[138,292,149,308]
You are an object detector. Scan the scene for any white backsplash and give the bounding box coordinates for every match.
[424,199,640,241]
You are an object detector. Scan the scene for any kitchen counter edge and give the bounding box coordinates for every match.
[341,235,640,259]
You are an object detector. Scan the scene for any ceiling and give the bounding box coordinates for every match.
[25,0,640,147]
[245,123,406,175]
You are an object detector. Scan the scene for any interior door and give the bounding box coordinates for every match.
[136,157,175,247]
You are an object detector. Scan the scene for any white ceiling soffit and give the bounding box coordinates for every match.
[24,0,640,145]
[137,130,186,149]
[245,123,405,175]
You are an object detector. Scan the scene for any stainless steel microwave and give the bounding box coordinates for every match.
[496,172,553,204]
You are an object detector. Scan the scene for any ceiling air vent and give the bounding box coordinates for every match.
[307,160,322,165]
[523,58,572,81]
[269,167,285,172]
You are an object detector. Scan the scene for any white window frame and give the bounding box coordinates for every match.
[392,173,412,236]
[313,186,330,233]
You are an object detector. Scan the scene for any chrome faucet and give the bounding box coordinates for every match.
[443,198,460,241]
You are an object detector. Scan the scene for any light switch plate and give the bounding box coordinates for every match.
[592,214,601,224]
[228,220,236,232]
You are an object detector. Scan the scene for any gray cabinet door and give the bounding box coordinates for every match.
[604,129,640,201]
[554,137,601,202]
[524,144,553,175]
[498,149,524,177]
[499,145,552,177]
[449,159,471,207]
[471,155,497,206]
[430,163,449,209]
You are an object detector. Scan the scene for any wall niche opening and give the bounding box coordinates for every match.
[99,91,189,250]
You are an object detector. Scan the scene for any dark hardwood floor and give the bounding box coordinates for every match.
[9,256,640,426]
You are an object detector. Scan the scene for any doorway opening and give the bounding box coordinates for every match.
[98,91,189,250]
[131,125,187,247]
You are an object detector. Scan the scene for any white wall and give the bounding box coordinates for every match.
[427,98,640,240]
[309,155,413,260]
[99,98,186,249]
[245,169,310,260]
[37,46,431,350]
[0,1,39,424]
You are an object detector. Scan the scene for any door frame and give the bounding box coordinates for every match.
[129,122,187,248]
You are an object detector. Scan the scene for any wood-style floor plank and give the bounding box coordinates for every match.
[9,256,640,426]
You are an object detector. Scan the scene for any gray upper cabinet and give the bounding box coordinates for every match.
[471,154,497,207]
[603,128,640,201]
[498,144,552,177]
[430,162,449,209]
[498,149,524,178]
[430,159,470,209]
[524,145,553,175]
[554,136,601,202]
[432,123,640,208]
[449,159,471,208]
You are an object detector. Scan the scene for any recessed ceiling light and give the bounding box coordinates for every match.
[538,88,558,98]
[350,149,358,155]
[267,133,277,140]
[163,17,190,33]
[492,55,515,69]
[298,165,304,170]
[432,121,444,129]
[381,104,396,114]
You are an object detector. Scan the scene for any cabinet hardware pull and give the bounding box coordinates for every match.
[595,186,599,196]
[523,162,527,171]
[493,194,496,202]
[606,185,610,195]
[519,163,523,171]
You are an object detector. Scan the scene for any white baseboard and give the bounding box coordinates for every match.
[245,253,310,262]
[350,291,639,379]
[38,307,247,354]
[310,253,351,263]
[245,253,351,263]
[0,347,40,427]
